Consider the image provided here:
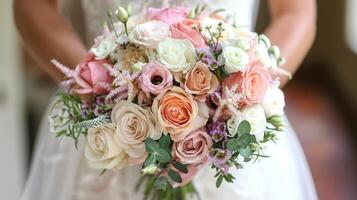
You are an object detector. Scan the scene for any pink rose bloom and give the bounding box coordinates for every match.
[173,128,213,164]
[139,62,173,95]
[171,19,206,48]
[223,60,271,105]
[146,7,189,25]
[74,53,113,95]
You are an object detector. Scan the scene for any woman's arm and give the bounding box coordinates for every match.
[265,0,317,85]
[13,0,87,82]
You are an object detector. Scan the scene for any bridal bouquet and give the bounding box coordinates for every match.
[50,4,289,199]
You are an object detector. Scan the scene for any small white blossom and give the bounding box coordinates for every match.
[91,38,117,60]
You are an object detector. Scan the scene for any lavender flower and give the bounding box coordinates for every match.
[94,107,104,116]
[208,121,227,142]
[80,110,90,119]
[208,148,232,174]
[197,47,218,70]
[95,96,106,106]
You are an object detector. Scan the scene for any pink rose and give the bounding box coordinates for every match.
[223,60,271,105]
[74,53,113,95]
[146,7,189,25]
[171,19,206,48]
[139,62,173,95]
[173,128,213,164]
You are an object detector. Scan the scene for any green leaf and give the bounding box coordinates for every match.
[145,138,160,154]
[155,148,172,163]
[154,176,168,190]
[237,120,251,135]
[216,175,224,188]
[172,161,188,174]
[159,135,171,148]
[227,138,240,151]
[168,169,182,183]
[239,147,252,158]
[238,133,252,147]
[144,154,156,167]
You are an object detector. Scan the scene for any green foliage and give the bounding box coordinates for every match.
[237,120,251,135]
[140,175,198,200]
[172,161,188,174]
[168,169,182,183]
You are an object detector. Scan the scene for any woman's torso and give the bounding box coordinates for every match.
[60,0,260,47]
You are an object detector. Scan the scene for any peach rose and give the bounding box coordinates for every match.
[146,7,189,25]
[73,53,114,95]
[184,61,219,102]
[173,128,213,164]
[111,101,162,164]
[223,60,271,105]
[152,87,209,141]
[171,19,206,48]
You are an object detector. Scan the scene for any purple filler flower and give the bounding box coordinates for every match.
[208,121,227,142]
[208,148,232,174]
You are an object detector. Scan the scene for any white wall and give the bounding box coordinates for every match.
[0,0,27,199]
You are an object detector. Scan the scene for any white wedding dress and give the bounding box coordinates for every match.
[21,0,318,200]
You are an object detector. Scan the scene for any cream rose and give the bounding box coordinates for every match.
[129,20,170,48]
[173,128,213,164]
[85,123,128,170]
[152,87,209,141]
[219,46,249,73]
[184,61,219,102]
[111,101,162,162]
[262,84,285,117]
[241,105,267,142]
[156,38,196,73]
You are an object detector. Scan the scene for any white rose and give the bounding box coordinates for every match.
[256,43,273,69]
[241,105,267,142]
[91,37,117,60]
[85,123,128,170]
[48,101,72,134]
[219,46,249,73]
[111,101,162,160]
[157,38,196,73]
[262,84,285,117]
[129,21,170,48]
[227,113,244,137]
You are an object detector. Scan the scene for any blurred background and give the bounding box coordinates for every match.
[1,0,357,199]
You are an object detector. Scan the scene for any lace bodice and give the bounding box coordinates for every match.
[60,0,260,47]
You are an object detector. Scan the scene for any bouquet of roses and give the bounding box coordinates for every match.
[49,4,289,199]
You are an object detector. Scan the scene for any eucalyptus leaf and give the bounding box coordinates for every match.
[237,120,251,135]
[144,154,156,167]
[155,148,172,163]
[172,161,188,174]
[238,133,252,147]
[159,135,172,150]
[239,147,252,158]
[216,175,224,188]
[145,138,160,154]
[227,138,240,151]
[168,169,182,183]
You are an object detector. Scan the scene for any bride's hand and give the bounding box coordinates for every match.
[13,0,87,82]
[265,0,316,86]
